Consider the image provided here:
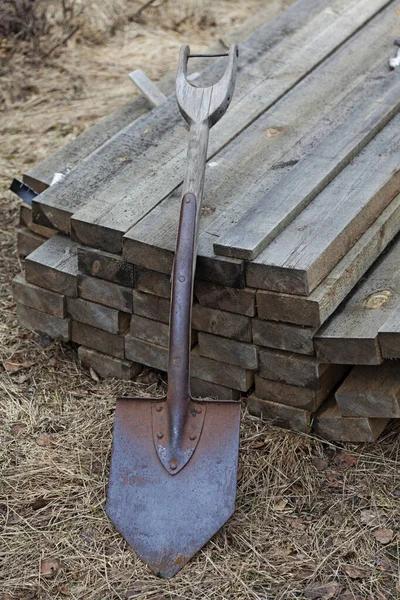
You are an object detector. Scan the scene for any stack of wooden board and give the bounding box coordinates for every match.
[12,0,400,442]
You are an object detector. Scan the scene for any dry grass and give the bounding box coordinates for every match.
[1,0,400,597]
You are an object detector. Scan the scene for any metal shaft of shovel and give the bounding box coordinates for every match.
[106,44,240,578]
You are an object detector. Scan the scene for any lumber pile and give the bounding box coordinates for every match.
[12,0,400,442]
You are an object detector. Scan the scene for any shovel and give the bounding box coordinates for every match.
[106,44,240,578]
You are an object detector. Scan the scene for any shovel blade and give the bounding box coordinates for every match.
[106,397,241,578]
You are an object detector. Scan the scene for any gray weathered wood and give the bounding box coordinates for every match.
[67,297,130,334]
[252,319,316,355]
[378,304,400,358]
[123,7,399,283]
[132,289,170,323]
[17,228,46,258]
[129,69,167,107]
[197,332,258,370]
[256,193,400,327]
[34,0,327,233]
[70,0,388,254]
[247,394,312,434]
[315,236,400,365]
[255,364,348,411]
[313,396,389,441]
[135,267,171,298]
[78,346,142,380]
[259,347,329,389]
[71,321,125,358]
[12,274,66,318]
[246,116,400,295]
[336,363,400,418]
[125,334,168,371]
[190,377,241,400]
[25,234,79,297]
[19,203,56,238]
[194,281,255,316]
[130,314,169,347]
[77,246,134,287]
[215,72,400,260]
[16,303,70,341]
[78,274,133,313]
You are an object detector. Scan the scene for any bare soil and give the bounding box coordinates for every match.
[1,2,400,598]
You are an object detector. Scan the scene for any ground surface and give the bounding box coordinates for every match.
[1,1,400,598]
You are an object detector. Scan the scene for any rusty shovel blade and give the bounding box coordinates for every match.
[106,396,241,578]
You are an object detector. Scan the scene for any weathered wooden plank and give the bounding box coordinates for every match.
[336,363,400,418]
[17,228,46,258]
[255,364,348,411]
[246,116,400,295]
[78,346,142,380]
[24,234,79,297]
[19,203,56,238]
[135,267,171,298]
[124,7,400,284]
[190,378,241,401]
[71,0,379,253]
[78,274,133,313]
[67,297,130,334]
[12,274,66,318]
[130,314,169,347]
[194,281,255,316]
[197,332,258,370]
[313,396,389,442]
[256,193,400,327]
[16,303,70,341]
[247,394,312,434]
[315,236,400,365]
[258,347,329,389]
[132,289,252,341]
[215,73,400,260]
[252,319,316,355]
[124,335,254,390]
[129,69,167,107]
[34,0,328,233]
[378,304,400,358]
[71,321,124,358]
[77,246,134,287]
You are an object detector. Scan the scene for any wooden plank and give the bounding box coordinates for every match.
[71,321,124,358]
[16,303,70,341]
[129,69,167,107]
[78,274,133,313]
[197,332,258,370]
[247,394,312,434]
[70,0,379,252]
[256,193,400,327]
[255,365,348,411]
[315,236,400,365]
[124,8,400,283]
[135,267,171,298]
[77,246,134,287]
[190,378,241,401]
[194,281,255,316]
[378,304,400,358]
[252,319,316,355]
[34,0,328,233]
[313,396,389,441]
[125,336,254,390]
[130,314,169,347]
[78,346,142,381]
[19,203,56,238]
[17,228,46,258]
[67,297,130,334]
[258,347,329,389]
[12,274,65,318]
[24,234,79,297]
[215,73,400,260]
[246,116,400,295]
[132,289,252,341]
[336,363,400,418]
